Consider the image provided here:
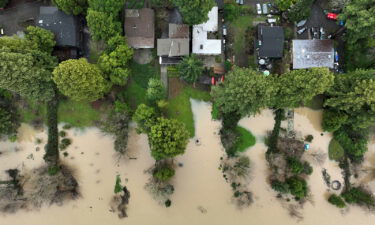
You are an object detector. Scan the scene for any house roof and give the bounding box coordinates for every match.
[157,38,189,57]
[37,6,78,47]
[192,6,221,55]
[257,25,284,58]
[124,8,155,48]
[169,24,189,38]
[292,39,334,69]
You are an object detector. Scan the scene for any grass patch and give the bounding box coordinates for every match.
[211,102,220,120]
[329,138,345,161]
[19,100,47,124]
[121,61,159,109]
[166,85,211,137]
[231,15,253,56]
[305,95,324,110]
[58,99,101,127]
[235,126,256,152]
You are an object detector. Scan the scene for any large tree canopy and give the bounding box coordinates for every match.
[86,9,122,41]
[87,0,125,14]
[211,67,276,116]
[149,117,190,160]
[25,26,56,54]
[172,0,215,25]
[53,0,88,15]
[0,37,56,102]
[52,58,109,102]
[275,0,297,11]
[325,69,375,128]
[273,68,334,108]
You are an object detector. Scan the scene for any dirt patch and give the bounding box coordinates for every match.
[133,49,153,65]
[168,77,184,99]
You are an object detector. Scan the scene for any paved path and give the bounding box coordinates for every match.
[160,65,168,93]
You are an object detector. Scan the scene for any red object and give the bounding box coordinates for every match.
[221,76,224,83]
[211,77,215,85]
[327,13,338,20]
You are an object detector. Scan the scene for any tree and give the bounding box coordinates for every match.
[0,0,9,8]
[25,26,56,54]
[53,0,88,15]
[146,78,166,103]
[211,67,276,117]
[286,176,308,199]
[133,104,157,133]
[273,68,334,108]
[275,0,297,11]
[52,58,109,102]
[0,37,56,102]
[288,0,314,22]
[178,54,204,84]
[322,109,348,132]
[88,0,125,14]
[98,41,133,86]
[149,118,190,160]
[328,194,346,208]
[172,0,215,25]
[153,164,175,182]
[0,90,19,137]
[86,9,122,41]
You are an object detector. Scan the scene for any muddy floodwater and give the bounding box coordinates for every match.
[0,100,375,225]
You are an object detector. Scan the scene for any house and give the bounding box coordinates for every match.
[256,25,284,58]
[192,6,221,55]
[292,40,334,69]
[124,8,155,49]
[157,24,190,64]
[37,6,80,48]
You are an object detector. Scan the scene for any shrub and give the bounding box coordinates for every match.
[63,124,72,130]
[328,194,346,208]
[153,165,175,182]
[341,187,375,207]
[48,166,60,176]
[288,0,314,22]
[60,138,72,150]
[284,27,294,40]
[286,176,308,199]
[304,135,313,143]
[114,175,122,194]
[334,127,368,160]
[59,130,67,137]
[287,157,304,175]
[328,138,345,161]
[322,109,348,132]
[133,104,157,133]
[0,0,9,8]
[271,180,290,194]
[302,161,313,175]
[146,78,166,104]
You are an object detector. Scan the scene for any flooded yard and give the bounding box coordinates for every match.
[0,101,374,225]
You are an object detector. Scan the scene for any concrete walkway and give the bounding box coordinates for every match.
[160,65,168,92]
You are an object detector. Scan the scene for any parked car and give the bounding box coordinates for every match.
[256,4,262,15]
[334,50,339,62]
[267,18,277,24]
[327,12,339,20]
[0,24,4,36]
[310,27,319,39]
[320,27,326,39]
[262,3,268,14]
[296,19,307,27]
[222,25,227,36]
[297,27,307,35]
[267,3,279,14]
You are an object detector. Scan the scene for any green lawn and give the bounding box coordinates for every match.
[20,100,47,124]
[329,138,345,161]
[235,126,256,152]
[166,86,211,137]
[58,100,102,127]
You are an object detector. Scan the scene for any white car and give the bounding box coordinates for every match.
[256,4,262,15]
[262,4,268,14]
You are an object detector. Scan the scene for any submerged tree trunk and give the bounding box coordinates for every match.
[44,88,59,167]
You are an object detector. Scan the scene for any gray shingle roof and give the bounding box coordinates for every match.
[292,40,334,69]
[37,6,78,47]
[257,25,284,58]
[124,8,155,48]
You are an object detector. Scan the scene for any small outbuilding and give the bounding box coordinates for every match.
[124,8,155,49]
[292,39,334,69]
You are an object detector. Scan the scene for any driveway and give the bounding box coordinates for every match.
[0,1,47,36]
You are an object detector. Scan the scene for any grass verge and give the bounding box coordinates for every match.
[166,85,211,137]
[329,138,345,161]
[58,99,101,127]
[235,126,256,152]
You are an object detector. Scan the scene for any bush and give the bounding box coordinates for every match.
[284,27,294,40]
[288,0,314,22]
[287,157,304,175]
[286,176,308,199]
[328,138,345,161]
[153,165,175,182]
[146,78,166,104]
[0,0,9,8]
[334,127,368,160]
[114,175,122,194]
[271,180,290,194]
[304,135,313,143]
[47,166,60,176]
[60,138,72,150]
[59,130,67,137]
[341,187,375,207]
[133,104,157,134]
[302,161,313,175]
[328,194,346,208]
[267,109,284,153]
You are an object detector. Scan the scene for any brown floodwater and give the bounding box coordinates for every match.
[0,103,374,225]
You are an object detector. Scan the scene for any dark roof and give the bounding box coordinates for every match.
[257,25,284,58]
[124,8,155,48]
[37,7,79,47]
[292,40,334,69]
